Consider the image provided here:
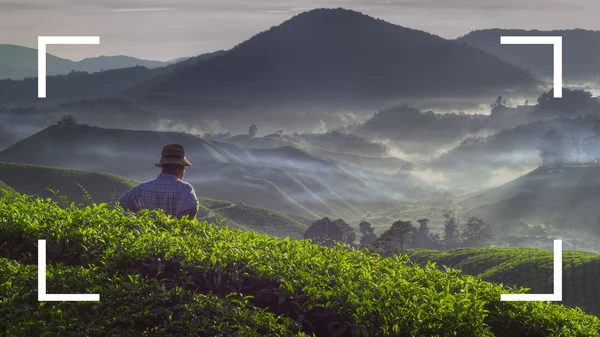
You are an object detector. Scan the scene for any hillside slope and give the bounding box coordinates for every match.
[408,247,600,317]
[0,179,13,191]
[460,166,600,235]
[0,162,137,204]
[0,162,310,239]
[0,124,428,219]
[126,8,538,108]
[1,194,599,336]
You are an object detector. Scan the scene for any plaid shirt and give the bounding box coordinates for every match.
[118,173,199,219]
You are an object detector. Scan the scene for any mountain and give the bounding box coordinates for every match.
[73,55,167,73]
[0,50,228,107]
[460,165,600,235]
[0,44,170,80]
[167,56,192,64]
[0,44,74,79]
[457,29,600,82]
[0,66,166,107]
[0,124,434,220]
[125,8,539,109]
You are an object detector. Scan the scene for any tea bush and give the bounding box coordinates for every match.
[1,191,599,336]
[407,248,600,317]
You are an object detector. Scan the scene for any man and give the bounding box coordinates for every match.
[119,144,199,219]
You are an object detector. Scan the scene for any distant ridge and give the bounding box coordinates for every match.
[0,44,172,80]
[458,29,600,81]
[126,8,539,108]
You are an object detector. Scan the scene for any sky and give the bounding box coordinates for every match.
[0,0,598,61]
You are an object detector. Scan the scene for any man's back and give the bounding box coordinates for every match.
[119,173,199,219]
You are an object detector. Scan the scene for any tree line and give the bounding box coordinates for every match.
[303,211,494,256]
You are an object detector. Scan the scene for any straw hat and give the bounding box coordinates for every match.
[154,144,192,167]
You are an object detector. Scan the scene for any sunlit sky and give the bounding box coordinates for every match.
[0,0,598,61]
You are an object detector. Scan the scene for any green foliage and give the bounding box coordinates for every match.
[1,192,599,336]
[303,217,356,247]
[373,220,415,255]
[444,211,461,249]
[462,217,494,248]
[358,221,378,247]
[0,179,13,192]
[407,247,600,318]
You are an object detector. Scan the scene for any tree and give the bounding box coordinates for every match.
[443,211,460,250]
[415,218,430,249]
[249,124,258,138]
[303,217,355,247]
[461,217,494,248]
[57,114,77,127]
[373,220,414,255]
[358,221,378,247]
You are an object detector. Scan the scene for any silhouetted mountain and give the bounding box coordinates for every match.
[0,66,165,106]
[73,55,166,73]
[457,29,600,82]
[126,8,539,108]
[0,44,173,80]
[167,57,192,64]
[0,50,228,106]
[0,44,74,79]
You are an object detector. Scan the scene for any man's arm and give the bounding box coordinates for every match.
[118,187,139,213]
[178,184,200,220]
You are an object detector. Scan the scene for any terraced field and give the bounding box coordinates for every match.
[408,248,600,317]
[1,191,599,336]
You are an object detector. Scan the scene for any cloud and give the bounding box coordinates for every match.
[109,7,180,13]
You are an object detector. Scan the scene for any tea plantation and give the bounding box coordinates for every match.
[1,191,600,336]
[407,248,600,317]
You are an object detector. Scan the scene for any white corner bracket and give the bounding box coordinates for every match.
[500,239,562,302]
[500,36,562,98]
[38,239,100,301]
[38,36,100,98]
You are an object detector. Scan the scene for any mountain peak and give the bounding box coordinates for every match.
[133,8,537,108]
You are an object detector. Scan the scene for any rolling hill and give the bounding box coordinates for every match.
[0,161,310,239]
[460,165,600,235]
[0,162,137,204]
[457,29,600,82]
[0,44,170,80]
[0,124,432,220]
[408,247,600,317]
[125,8,539,109]
[0,179,13,191]
[0,50,225,107]
[2,194,600,335]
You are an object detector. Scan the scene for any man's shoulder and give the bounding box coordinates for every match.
[178,179,195,192]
